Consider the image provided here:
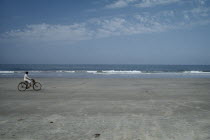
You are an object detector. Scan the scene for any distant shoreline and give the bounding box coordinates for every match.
[1,64,210,78]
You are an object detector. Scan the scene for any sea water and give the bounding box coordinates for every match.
[0,64,210,78]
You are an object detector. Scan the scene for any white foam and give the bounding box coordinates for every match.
[86,71,98,74]
[54,70,75,73]
[63,71,75,73]
[30,71,45,73]
[0,71,14,74]
[183,71,210,74]
[101,70,142,74]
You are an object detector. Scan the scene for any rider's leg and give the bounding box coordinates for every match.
[25,79,32,88]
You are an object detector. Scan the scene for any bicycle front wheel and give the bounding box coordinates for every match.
[33,82,42,91]
[18,82,27,91]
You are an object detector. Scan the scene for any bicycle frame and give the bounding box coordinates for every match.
[25,79,35,89]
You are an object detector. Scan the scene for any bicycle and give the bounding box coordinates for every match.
[18,79,42,91]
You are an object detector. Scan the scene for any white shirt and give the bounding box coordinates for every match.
[24,74,30,81]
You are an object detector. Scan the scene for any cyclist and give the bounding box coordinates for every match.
[24,72,32,88]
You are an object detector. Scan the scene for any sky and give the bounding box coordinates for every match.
[0,0,210,64]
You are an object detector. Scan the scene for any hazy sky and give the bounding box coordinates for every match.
[0,0,210,64]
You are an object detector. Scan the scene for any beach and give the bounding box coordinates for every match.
[0,78,210,140]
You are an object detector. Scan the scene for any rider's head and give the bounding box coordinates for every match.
[25,71,28,74]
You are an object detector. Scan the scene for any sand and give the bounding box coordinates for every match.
[0,78,210,140]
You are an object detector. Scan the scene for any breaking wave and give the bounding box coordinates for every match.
[0,71,15,74]
[101,70,142,74]
[0,70,210,74]
[183,71,210,74]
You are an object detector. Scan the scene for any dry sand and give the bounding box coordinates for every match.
[0,78,210,140]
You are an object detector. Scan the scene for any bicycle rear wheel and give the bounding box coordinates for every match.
[33,82,42,91]
[18,82,27,91]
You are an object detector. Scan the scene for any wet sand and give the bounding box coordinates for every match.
[0,78,210,140]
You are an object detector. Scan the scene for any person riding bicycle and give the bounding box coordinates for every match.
[18,72,41,91]
[24,72,32,88]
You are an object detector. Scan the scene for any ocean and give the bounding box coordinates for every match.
[0,64,210,78]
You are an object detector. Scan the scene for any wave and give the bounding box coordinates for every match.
[86,71,98,74]
[183,71,210,74]
[56,71,75,73]
[0,71,15,74]
[0,70,210,74]
[97,71,210,74]
[101,70,142,74]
